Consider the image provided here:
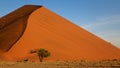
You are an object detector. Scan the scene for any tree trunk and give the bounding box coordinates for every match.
[39,56,43,62]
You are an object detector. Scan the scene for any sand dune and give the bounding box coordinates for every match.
[0,5,41,52]
[0,5,120,61]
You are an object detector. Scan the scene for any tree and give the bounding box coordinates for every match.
[30,48,50,62]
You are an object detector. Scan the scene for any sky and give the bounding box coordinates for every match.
[0,0,120,48]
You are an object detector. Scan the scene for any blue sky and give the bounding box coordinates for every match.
[0,0,120,48]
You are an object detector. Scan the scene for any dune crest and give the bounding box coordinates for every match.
[0,5,120,61]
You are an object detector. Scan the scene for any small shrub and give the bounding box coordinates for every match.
[30,48,50,62]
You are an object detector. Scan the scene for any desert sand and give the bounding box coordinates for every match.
[0,5,120,61]
[0,60,120,68]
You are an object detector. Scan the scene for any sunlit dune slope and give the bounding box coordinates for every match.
[0,5,120,61]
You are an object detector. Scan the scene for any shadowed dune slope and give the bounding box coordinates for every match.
[0,5,41,59]
[0,5,120,61]
[0,5,41,52]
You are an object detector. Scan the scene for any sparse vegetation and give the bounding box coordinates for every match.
[30,48,50,62]
[0,59,120,68]
[23,59,28,62]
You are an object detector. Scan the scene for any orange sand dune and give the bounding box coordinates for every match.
[0,5,120,61]
[0,5,41,52]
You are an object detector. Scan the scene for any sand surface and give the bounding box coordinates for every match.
[0,5,120,61]
[0,60,120,68]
